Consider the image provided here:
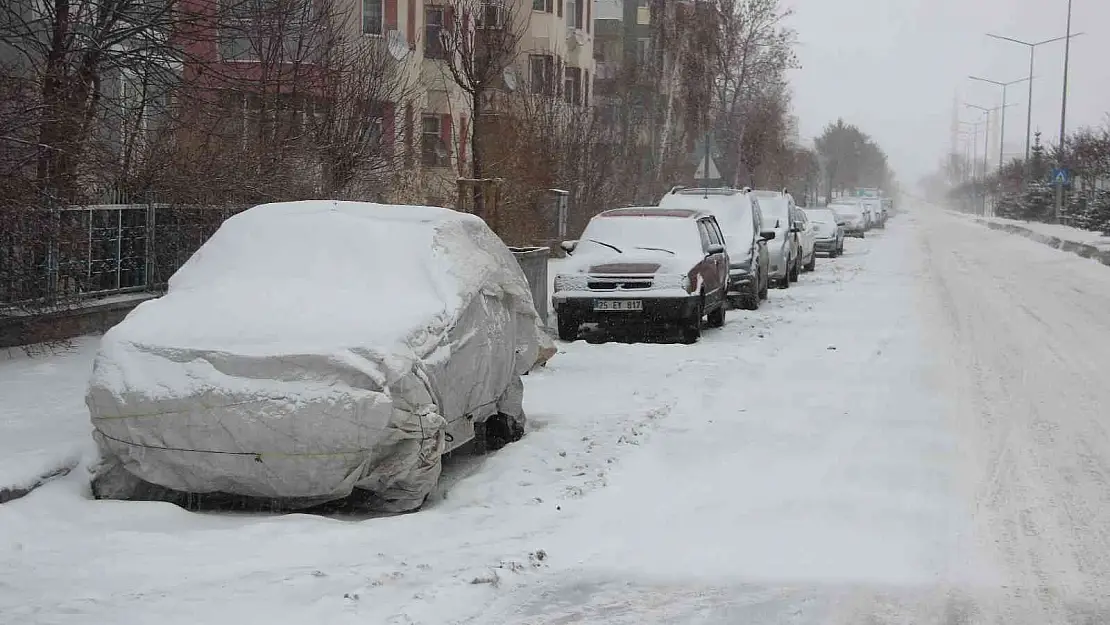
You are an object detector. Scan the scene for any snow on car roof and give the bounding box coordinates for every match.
[112,200,502,356]
[599,207,704,219]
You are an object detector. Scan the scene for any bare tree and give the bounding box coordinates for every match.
[436,0,529,214]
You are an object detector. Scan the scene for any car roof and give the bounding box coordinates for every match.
[598,207,709,219]
[669,186,744,197]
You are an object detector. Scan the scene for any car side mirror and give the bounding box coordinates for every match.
[759,230,776,241]
[560,240,577,255]
[837,221,847,227]
[706,243,725,256]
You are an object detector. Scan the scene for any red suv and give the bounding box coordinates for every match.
[552,207,730,344]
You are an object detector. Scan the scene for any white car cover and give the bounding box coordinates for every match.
[87,201,554,511]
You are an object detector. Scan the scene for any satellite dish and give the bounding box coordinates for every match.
[502,67,519,92]
[387,30,410,60]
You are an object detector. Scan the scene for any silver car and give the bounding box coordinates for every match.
[751,190,799,288]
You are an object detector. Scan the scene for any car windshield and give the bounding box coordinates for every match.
[759,197,791,225]
[805,209,838,225]
[659,194,755,253]
[577,216,701,257]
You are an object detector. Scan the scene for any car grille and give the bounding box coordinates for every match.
[587,275,654,290]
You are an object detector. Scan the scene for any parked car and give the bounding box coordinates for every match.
[658,187,775,310]
[750,190,799,287]
[803,207,845,257]
[830,199,868,238]
[553,207,730,344]
[862,198,886,229]
[791,205,817,272]
[87,201,555,513]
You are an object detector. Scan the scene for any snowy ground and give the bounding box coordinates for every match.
[0,338,98,496]
[4,205,1110,622]
[980,215,1110,247]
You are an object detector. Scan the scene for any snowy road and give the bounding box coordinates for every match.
[3,205,1110,623]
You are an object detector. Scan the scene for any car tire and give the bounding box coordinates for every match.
[557,315,579,342]
[804,253,816,272]
[680,299,703,344]
[759,274,769,300]
[789,260,800,283]
[707,300,726,328]
[740,282,760,310]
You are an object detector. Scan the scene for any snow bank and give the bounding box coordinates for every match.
[87,201,554,511]
[977,216,1110,266]
[0,338,99,500]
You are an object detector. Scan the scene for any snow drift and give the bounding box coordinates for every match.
[86,201,554,511]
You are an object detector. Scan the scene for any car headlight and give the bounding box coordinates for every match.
[653,273,690,291]
[553,274,587,292]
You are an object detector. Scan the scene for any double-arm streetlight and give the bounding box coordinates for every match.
[986,30,1084,162]
[969,75,1031,176]
[966,103,1017,216]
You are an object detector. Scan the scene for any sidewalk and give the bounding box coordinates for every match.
[976,216,1110,266]
[0,337,100,502]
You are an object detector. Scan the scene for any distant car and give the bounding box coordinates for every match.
[829,199,868,238]
[554,207,730,344]
[750,189,799,288]
[862,198,886,229]
[803,208,845,257]
[791,205,817,272]
[658,187,775,310]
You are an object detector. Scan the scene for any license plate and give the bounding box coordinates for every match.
[594,299,643,312]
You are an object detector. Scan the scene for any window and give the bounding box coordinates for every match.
[532,0,551,11]
[476,1,505,29]
[564,67,581,105]
[697,221,712,251]
[363,0,383,35]
[421,114,447,167]
[425,6,446,58]
[566,0,583,29]
[635,38,651,64]
[529,54,555,95]
[636,0,650,25]
[706,220,724,246]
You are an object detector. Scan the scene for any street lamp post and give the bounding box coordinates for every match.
[1055,0,1075,223]
[966,103,1016,216]
[969,75,1031,176]
[986,31,1083,163]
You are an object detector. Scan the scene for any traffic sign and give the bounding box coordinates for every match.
[1052,168,1070,185]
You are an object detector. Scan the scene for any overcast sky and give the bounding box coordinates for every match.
[786,0,1110,185]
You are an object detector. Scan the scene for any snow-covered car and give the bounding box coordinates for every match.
[803,208,845,257]
[86,201,555,513]
[750,190,799,287]
[553,207,729,344]
[791,205,817,272]
[830,199,868,238]
[862,198,886,229]
[658,187,776,310]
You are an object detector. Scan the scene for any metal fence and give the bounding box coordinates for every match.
[1,204,243,308]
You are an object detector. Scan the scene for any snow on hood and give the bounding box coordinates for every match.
[560,248,697,276]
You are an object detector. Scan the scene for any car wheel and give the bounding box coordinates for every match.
[680,299,703,344]
[707,300,726,328]
[759,272,769,299]
[804,253,816,272]
[740,282,760,310]
[789,260,800,283]
[778,273,790,289]
[557,314,579,342]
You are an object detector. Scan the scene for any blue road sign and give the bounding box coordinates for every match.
[1052,168,1070,185]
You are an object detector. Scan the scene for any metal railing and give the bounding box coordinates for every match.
[1,203,242,309]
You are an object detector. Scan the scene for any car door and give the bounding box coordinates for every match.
[696,218,726,302]
[798,210,815,258]
[706,218,729,300]
[751,200,769,286]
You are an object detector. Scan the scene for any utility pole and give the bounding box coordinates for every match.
[1055,0,1074,223]
[969,75,1031,176]
[986,31,1083,163]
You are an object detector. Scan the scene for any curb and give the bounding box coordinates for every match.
[977,220,1110,268]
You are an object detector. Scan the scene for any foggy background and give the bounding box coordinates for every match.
[787,0,1110,185]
